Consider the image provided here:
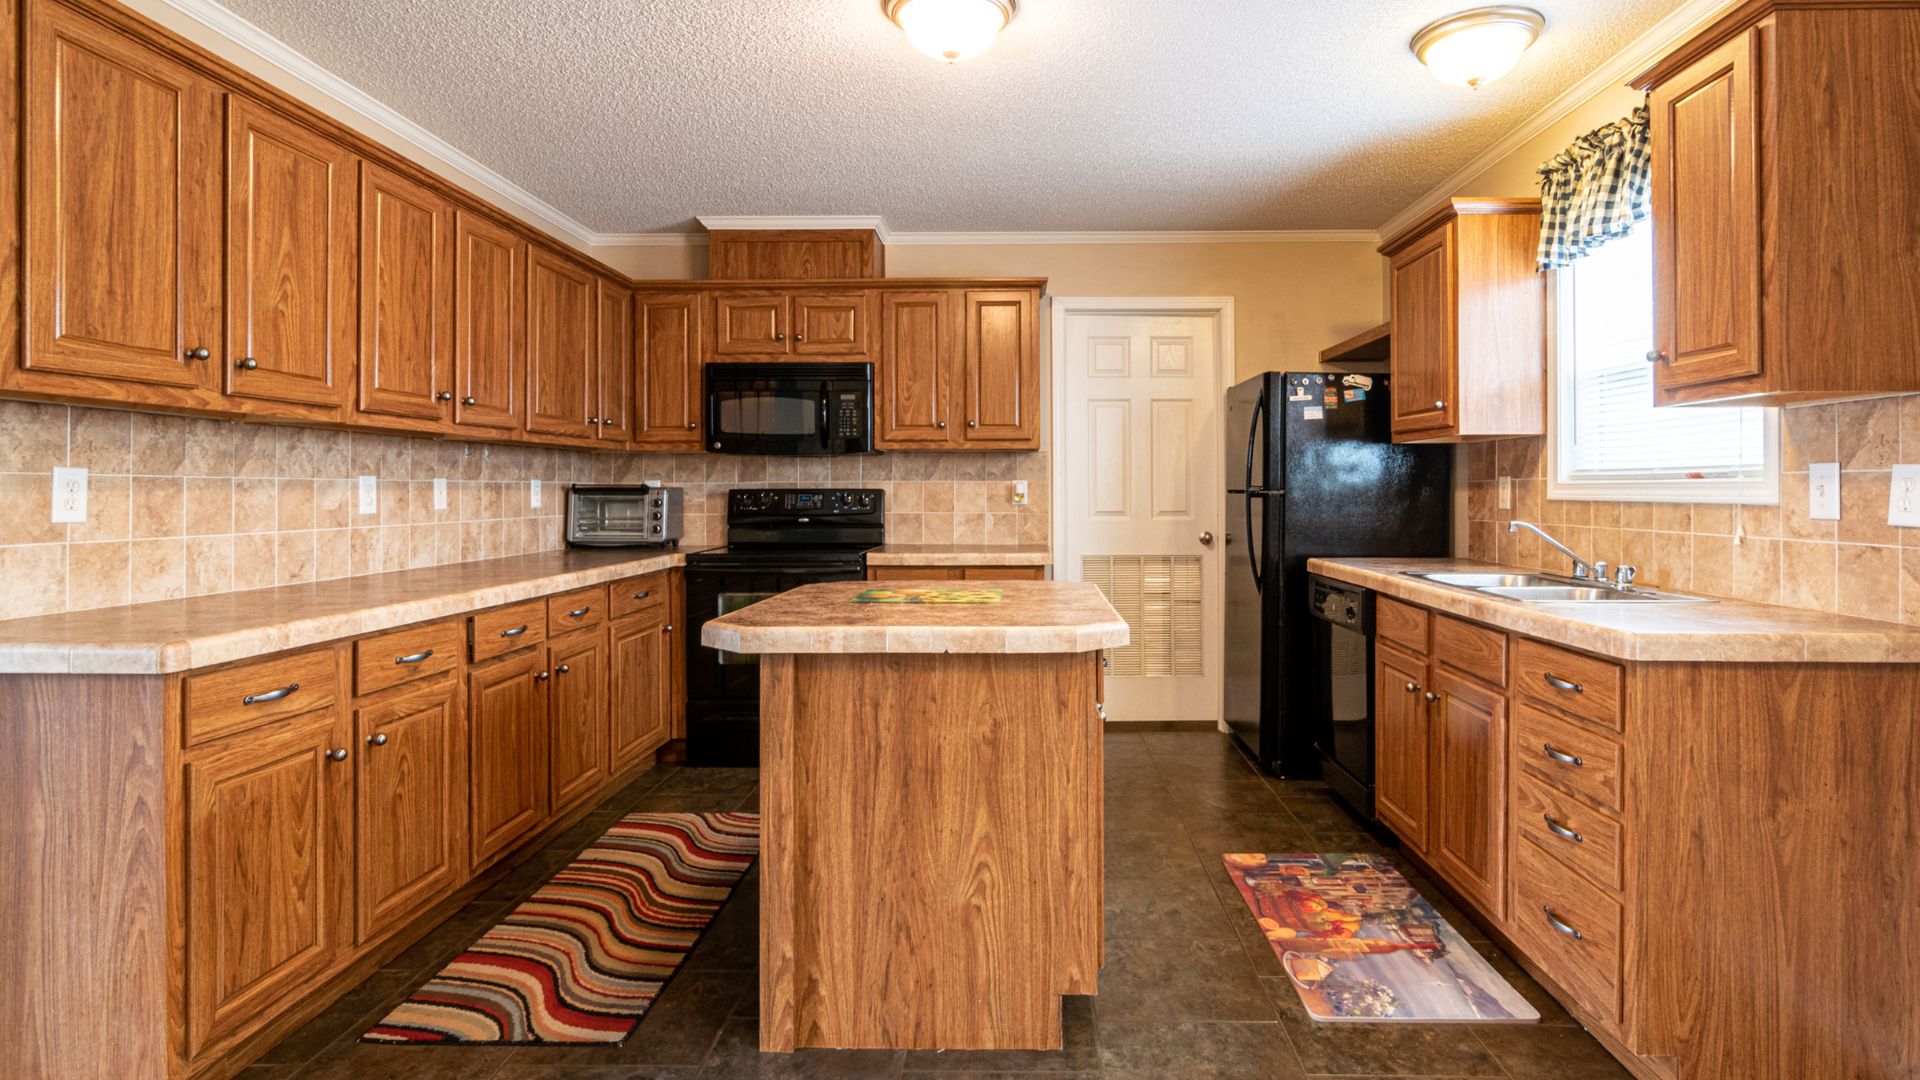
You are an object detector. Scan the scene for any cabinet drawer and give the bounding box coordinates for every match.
[961,566,1045,581]
[1513,639,1623,732]
[354,621,463,696]
[1513,704,1622,813]
[1513,837,1623,1024]
[548,586,608,633]
[1433,615,1505,687]
[470,600,549,663]
[868,566,963,581]
[1376,596,1429,653]
[609,572,670,621]
[1513,772,1623,891]
[184,648,341,746]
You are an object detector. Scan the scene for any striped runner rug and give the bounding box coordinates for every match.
[363,811,759,1044]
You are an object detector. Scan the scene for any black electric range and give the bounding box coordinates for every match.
[681,488,884,765]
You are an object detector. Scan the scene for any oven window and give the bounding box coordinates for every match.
[715,388,819,437]
[715,591,777,665]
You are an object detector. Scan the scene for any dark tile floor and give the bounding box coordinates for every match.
[246,730,1631,1079]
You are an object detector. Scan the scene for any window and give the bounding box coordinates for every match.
[1549,225,1778,504]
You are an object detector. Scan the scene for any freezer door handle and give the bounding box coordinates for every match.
[1244,490,1263,592]
[1242,390,1266,492]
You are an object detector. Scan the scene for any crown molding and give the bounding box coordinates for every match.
[887,229,1380,246]
[696,215,895,242]
[1373,0,1740,242]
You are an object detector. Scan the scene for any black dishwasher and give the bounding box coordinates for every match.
[1307,574,1377,825]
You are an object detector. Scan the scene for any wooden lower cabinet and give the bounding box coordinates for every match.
[1426,667,1506,920]
[182,705,352,1058]
[353,674,463,944]
[1372,641,1430,852]
[547,629,609,817]
[609,604,673,772]
[467,646,549,873]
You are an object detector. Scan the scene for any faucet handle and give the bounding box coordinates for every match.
[1614,565,1637,590]
[1590,561,1607,582]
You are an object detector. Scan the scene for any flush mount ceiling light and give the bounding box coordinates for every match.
[1410,6,1546,89]
[882,0,1017,63]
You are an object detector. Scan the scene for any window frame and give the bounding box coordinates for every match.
[1545,254,1780,506]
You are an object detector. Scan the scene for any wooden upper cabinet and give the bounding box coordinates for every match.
[876,290,954,447]
[1429,668,1507,921]
[452,212,525,432]
[595,279,635,443]
[22,2,222,394]
[224,97,358,412]
[353,677,461,944]
[713,291,790,356]
[524,247,598,440]
[1378,199,1544,443]
[183,708,349,1056]
[791,291,870,356]
[961,289,1040,448]
[634,292,705,450]
[706,228,883,280]
[358,162,454,424]
[1373,643,1430,855]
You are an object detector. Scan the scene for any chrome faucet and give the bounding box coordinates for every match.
[1508,521,1610,583]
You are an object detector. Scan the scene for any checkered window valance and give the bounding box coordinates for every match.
[1536,105,1650,271]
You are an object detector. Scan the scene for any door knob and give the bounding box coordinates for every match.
[1199,531,1215,546]
[185,346,211,361]
[236,357,259,370]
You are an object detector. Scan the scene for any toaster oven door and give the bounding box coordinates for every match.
[568,494,654,546]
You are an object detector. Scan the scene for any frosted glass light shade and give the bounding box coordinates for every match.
[1411,7,1545,89]
[884,0,1016,63]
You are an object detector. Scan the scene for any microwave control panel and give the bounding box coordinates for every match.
[832,391,866,441]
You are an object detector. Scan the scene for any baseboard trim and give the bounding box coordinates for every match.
[1101,719,1219,732]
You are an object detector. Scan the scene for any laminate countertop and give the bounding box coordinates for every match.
[1311,557,1920,664]
[701,580,1126,655]
[864,544,1052,567]
[0,548,691,675]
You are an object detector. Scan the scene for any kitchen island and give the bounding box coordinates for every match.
[703,579,1127,1052]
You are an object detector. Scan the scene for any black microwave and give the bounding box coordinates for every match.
[704,361,874,455]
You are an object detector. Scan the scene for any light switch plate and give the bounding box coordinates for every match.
[1891,466,1920,528]
[433,477,448,511]
[51,467,87,523]
[1498,476,1513,511]
[1808,462,1840,521]
[358,475,377,516]
[530,478,542,509]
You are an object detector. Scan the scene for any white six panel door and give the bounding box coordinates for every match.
[1060,308,1224,725]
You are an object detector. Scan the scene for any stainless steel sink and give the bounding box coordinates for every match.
[1409,571,1576,588]
[1403,570,1711,604]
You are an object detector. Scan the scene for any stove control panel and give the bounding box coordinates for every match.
[728,488,884,520]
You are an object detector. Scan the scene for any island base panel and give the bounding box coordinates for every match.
[759,651,1103,1051]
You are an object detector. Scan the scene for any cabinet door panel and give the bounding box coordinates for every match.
[1430,669,1507,919]
[25,4,221,390]
[791,291,868,356]
[609,612,671,773]
[634,293,704,449]
[453,212,524,431]
[1650,30,1762,391]
[713,292,789,356]
[184,709,347,1055]
[468,650,547,872]
[525,247,598,439]
[877,290,954,446]
[548,632,607,816]
[355,677,461,943]
[961,290,1039,446]
[1373,643,1430,853]
[1389,226,1456,436]
[358,162,453,422]
[224,96,356,410]
[596,279,634,443]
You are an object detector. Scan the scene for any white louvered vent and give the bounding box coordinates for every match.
[1083,555,1203,677]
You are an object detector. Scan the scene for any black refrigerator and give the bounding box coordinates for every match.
[1223,371,1451,782]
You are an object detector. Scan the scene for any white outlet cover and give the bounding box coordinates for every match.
[530,478,542,509]
[1808,462,1840,521]
[1497,476,1513,511]
[433,477,448,511]
[358,475,378,516]
[1891,465,1920,528]
[1012,479,1028,505]
[50,466,88,523]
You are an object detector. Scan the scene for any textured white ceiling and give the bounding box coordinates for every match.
[209,0,1687,234]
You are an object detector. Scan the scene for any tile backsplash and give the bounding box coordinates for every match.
[1466,394,1920,625]
[0,398,1049,619]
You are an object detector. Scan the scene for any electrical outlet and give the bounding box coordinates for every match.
[530,478,542,509]
[358,475,378,516]
[433,477,448,511]
[1891,466,1920,528]
[1011,480,1028,506]
[1808,463,1841,521]
[50,467,87,523]
[1497,476,1513,511]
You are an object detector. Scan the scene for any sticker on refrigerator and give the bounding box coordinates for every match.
[1302,406,1324,421]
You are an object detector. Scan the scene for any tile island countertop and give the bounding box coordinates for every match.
[701,579,1126,654]
[863,543,1052,567]
[1312,557,1920,663]
[0,548,691,675]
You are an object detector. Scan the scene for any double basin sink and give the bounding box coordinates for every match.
[1404,571,1711,604]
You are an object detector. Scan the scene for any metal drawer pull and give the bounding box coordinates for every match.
[1542,905,1584,940]
[631,590,652,601]
[243,683,299,705]
[568,607,591,618]
[1542,814,1584,843]
[1542,743,1584,767]
[394,649,434,665]
[500,625,528,638]
[1542,672,1584,693]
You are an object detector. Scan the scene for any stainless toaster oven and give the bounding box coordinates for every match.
[566,485,685,547]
